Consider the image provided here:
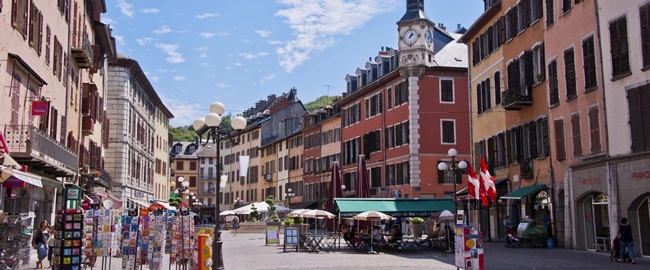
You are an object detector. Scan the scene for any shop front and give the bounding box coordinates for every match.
[501,184,551,239]
[570,162,610,251]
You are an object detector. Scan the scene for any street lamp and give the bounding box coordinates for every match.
[437,148,468,225]
[285,188,295,211]
[193,101,247,270]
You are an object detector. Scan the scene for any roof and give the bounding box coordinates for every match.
[195,143,217,158]
[170,142,199,158]
[432,32,468,68]
[333,198,454,218]
[8,53,47,85]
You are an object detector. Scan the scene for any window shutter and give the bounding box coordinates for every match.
[499,16,506,44]
[588,107,601,154]
[640,4,650,68]
[525,50,534,95]
[571,114,583,157]
[487,137,495,170]
[583,37,597,89]
[11,0,18,27]
[564,48,577,98]
[477,84,483,114]
[486,78,491,109]
[554,119,566,160]
[542,117,549,156]
[529,121,538,157]
[495,71,501,105]
[28,1,34,44]
[516,126,523,162]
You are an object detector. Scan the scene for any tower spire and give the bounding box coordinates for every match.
[400,0,428,21]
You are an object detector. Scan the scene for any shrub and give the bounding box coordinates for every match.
[410,217,425,224]
[283,217,294,225]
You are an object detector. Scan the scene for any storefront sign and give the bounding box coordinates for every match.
[81,199,91,210]
[578,177,601,185]
[31,101,49,116]
[631,170,650,180]
[65,187,81,200]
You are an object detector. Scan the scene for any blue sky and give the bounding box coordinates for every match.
[103,0,484,127]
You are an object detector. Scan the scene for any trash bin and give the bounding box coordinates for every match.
[547,237,555,249]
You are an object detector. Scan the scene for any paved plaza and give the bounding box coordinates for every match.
[26,231,646,269]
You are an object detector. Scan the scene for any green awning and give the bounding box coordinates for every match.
[333,198,454,218]
[500,184,547,200]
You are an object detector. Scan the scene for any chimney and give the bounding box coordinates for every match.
[438,23,446,31]
[457,24,461,31]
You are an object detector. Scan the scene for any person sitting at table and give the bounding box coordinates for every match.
[432,223,442,238]
[387,225,403,244]
[346,227,363,248]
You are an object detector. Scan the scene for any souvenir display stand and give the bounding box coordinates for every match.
[0,213,33,269]
[120,210,141,269]
[171,204,195,270]
[53,209,84,270]
[145,210,167,270]
[85,209,121,270]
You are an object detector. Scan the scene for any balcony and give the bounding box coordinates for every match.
[71,31,93,68]
[96,168,111,188]
[502,87,532,110]
[199,174,216,181]
[199,189,215,195]
[3,125,78,177]
[82,116,94,135]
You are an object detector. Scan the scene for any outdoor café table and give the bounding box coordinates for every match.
[398,236,421,252]
[301,233,328,252]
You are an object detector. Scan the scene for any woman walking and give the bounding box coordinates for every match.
[32,220,50,270]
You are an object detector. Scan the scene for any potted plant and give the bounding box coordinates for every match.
[410,217,426,238]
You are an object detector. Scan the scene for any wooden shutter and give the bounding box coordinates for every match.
[525,50,534,95]
[571,114,582,157]
[477,84,483,114]
[628,85,650,153]
[588,107,601,154]
[564,48,577,98]
[499,16,506,44]
[641,4,650,68]
[554,119,566,160]
[529,121,538,157]
[548,60,559,105]
[28,1,34,45]
[546,0,554,26]
[542,117,549,157]
[583,36,597,89]
[486,78,491,109]
[487,137,495,170]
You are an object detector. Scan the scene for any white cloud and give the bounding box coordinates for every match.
[216,83,230,88]
[199,32,215,38]
[161,97,202,127]
[268,40,283,45]
[155,43,185,63]
[234,62,242,66]
[151,76,159,82]
[102,17,117,25]
[136,37,153,46]
[142,8,159,14]
[255,30,272,37]
[197,46,208,51]
[275,0,398,72]
[240,52,269,59]
[217,32,230,37]
[174,76,186,81]
[260,73,276,84]
[153,26,172,34]
[199,53,208,58]
[196,13,219,19]
[117,0,134,17]
[225,67,232,70]
[202,63,209,66]
[114,35,125,45]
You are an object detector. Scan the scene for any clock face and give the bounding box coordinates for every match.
[403,30,418,45]
[425,31,433,44]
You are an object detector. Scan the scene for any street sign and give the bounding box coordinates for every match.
[81,199,91,210]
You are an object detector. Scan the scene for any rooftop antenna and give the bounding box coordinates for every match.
[324,84,333,96]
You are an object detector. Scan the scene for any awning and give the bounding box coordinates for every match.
[128,198,151,209]
[333,198,454,218]
[501,184,547,200]
[292,199,319,210]
[41,177,64,189]
[0,166,43,187]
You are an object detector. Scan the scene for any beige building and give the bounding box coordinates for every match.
[153,105,173,202]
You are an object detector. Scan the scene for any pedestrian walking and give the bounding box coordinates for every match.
[32,220,49,270]
[232,215,240,236]
[616,217,636,264]
[47,225,55,268]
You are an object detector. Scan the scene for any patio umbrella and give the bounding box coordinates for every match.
[355,155,371,198]
[287,209,310,218]
[353,211,390,254]
[298,209,335,235]
[219,210,237,216]
[438,210,454,220]
[326,161,343,231]
[353,211,392,221]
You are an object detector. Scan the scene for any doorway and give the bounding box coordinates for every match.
[579,193,609,251]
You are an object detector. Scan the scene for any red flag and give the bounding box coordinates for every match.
[480,156,497,204]
[466,163,487,205]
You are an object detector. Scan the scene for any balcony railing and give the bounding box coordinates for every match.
[199,189,216,195]
[4,125,78,177]
[97,168,111,188]
[199,174,216,181]
[82,115,94,135]
[71,31,93,68]
[502,87,532,110]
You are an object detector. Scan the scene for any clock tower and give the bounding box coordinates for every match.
[397,0,436,68]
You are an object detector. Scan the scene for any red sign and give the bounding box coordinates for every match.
[31,101,49,116]
[0,132,8,154]
[81,199,91,210]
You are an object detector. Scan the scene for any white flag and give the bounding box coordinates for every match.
[220,174,228,188]
[239,155,250,177]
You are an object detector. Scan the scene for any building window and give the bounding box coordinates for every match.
[363,130,381,156]
[546,0,554,27]
[564,48,577,99]
[496,132,506,167]
[440,79,454,103]
[609,16,630,78]
[176,161,184,170]
[627,83,650,153]
[364,93,383,118]
[582,36,598,90]
[548,60,559,106]
[562,0,571,14]
[441,120,456,144]
[494,71,502,105]
[190,161,197,171]
[536,117,549,157]
[394,81,408,107]
[640,3,650,69]
[570,113,582,157]
[533,44,545,84]
[370,167,381,188]
[387,87,393,109]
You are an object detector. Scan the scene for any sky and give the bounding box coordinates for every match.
[103,0,484,127]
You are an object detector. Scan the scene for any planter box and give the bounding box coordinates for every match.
[410,224,426,238]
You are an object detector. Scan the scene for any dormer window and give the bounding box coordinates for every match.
[188,145,196,153]
[174,145,181,153]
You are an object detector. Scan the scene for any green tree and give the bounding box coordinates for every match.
[305,96,334,112]
[169,125,196,142]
